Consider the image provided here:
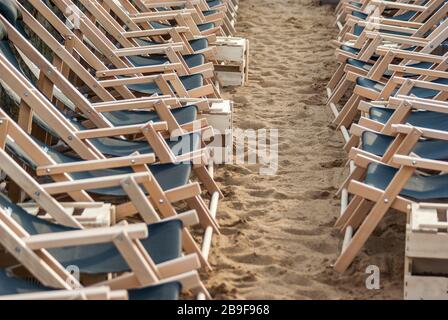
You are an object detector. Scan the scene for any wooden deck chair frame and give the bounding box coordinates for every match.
[134,0,235,35]
[100,0,220,56]
[68,0,218,77]
[327,25,448,114]
[97,0,218,57]
[338,0,443,39]
[0,108,216,270]
[18,0,219,100]
[126,0,227,37]
[330,43,448,132]
[335,0,427,33]
[333,151,448,272]
[0,20,223,228]
[0,52,222,267]
[0,10,213,138]
[344,96,448,149]
[327,4,448,100]
[0,203,210,296]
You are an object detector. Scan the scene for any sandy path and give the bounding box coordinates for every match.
[206,0,404,299]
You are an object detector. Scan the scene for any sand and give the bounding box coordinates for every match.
[206,0,406,299]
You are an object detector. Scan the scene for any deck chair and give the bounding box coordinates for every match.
[327,3,448,99]
[333,150,448,272]
[0,285,129,300]
[14,0,220,99]
[0,14,222,203]
[0,51,221,268]
[0,3,217,137]
[95,0,219,58]
[62,0,219,76]
[327,29,448,118]
[113,0,235,36]
[0,103,217,266]
[109,0,227,37]
[337,0,442,38]
[13,0,218,99]
[331,59,448,130]
[336,0,431,29]
[0,192,208,296]
[344,96,448,149]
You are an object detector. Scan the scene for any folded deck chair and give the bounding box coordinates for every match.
[333,151,448,272]
[0,78,219,269]
[0,15,222,203]
[0,106,218,265]
[10,0,220,99]
[58,0,219,77]
[96,0,218,58]
[0,284,129,300]
[0,4,215,137]
[344,96,448,148]
[109,0,226,37]
[328,3,448,99]
[337,0,443,39]
[3,0,218,100]
[332,62,448,130]
[0,193,208,297]
[0,8,214,144]
[109,0,234,36]
[327,42,448,118]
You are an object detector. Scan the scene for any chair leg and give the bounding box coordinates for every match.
[342,199,373,233]
[327,63,346,94]
[327,75,351,108]
[333,166,415,272]
[335,94,362,129]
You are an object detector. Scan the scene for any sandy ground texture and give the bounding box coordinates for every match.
[204,0,406,299]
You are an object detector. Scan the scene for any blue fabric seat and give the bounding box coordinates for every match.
[0,193,183,273]
[364,162,448,200]
[361,131,448,160]
[125,73,204,95]
[0,269,182,299]
[369,107,448,130]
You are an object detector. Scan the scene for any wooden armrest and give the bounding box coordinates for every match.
[353,153,385,168]
[99,73,177,88]
[41,172,151,194]
[392,154,448,172]
[389,64,448,78]
[391,96,448,113]
[356,21,417,35]
[24,223,148,249]
[162,209,199,227]
[113,44,184,57]
[370,0,426,11]
[142,1,195,9]
[122,28,187,38]
[391,124,448,141]
[96,63,182,78]
[36,154,157,176]
[75,122,168,139]
[375,48,443,63]
[393,77,448,92]
[364,31,428,46]
[373,17,422,29]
